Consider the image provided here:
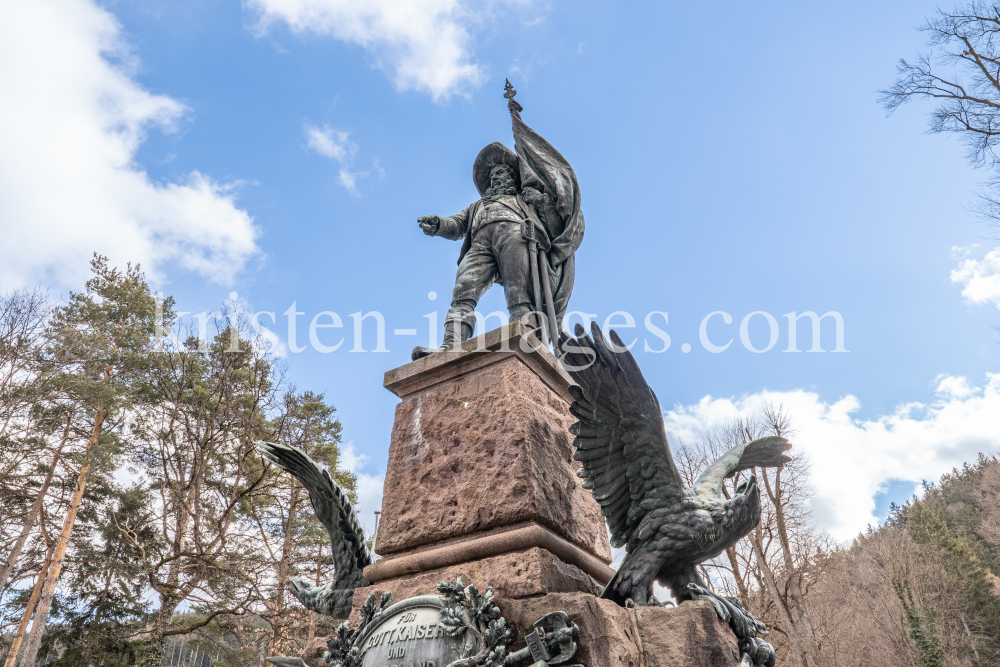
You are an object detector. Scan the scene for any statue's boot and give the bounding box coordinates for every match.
[411,321,472,361]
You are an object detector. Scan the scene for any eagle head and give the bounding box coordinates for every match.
[735,473,757,497]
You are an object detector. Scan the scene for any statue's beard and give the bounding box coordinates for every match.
[484,178,517,197]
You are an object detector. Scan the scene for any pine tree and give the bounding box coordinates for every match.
[906,500,1000,665]
[38,484,157,667]
[0,287,57,596]
[14,255,170,667]
[117,312,279,664]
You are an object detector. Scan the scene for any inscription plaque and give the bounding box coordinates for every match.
[357,596,467,667]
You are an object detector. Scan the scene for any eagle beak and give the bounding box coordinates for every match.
[735,473,756,495]
[287,578,311,599]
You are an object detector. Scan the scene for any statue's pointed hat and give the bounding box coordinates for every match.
[472,142,520,196]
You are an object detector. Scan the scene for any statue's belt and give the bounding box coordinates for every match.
[471,198,550,251]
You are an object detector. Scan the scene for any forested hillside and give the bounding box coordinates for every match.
[681,412,1000,667]
[807,455,1000,666]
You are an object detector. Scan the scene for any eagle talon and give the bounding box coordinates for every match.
[691,591,731,622]
[686,583,733,623]
[708,597,731,623]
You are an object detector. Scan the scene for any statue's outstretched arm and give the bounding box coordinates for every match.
[418,206,470,240]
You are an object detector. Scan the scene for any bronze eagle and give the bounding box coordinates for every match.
[256,441,372,619]
[560,323,791,607]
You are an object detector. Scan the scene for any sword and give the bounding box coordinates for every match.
[521,218,547,346]
[538,251,560,348]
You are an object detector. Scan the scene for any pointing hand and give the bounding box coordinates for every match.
[418,215,440,236]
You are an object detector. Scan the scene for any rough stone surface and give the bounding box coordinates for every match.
[327,595,739,667]
[376,353,611,561]
[497,593,640,667]
[364,522,613,585]
[349,547,601,626]
[497,594,739,667]
[299,635,330,667]
[633,601,740,667]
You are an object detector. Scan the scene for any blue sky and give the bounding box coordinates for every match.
[3,0,1000,540]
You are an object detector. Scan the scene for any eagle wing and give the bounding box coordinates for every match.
[256,441,373,588]
[691,436,792,501]
[560,323,686,548]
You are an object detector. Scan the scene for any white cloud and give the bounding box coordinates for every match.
[934,373,979,399]
[951,244,1000,308]
[304,124,381,195]
[357,471,387,544]
[247,0,492,100]
[338,169,360,193]
[339,162,385,196]
[0,0,260,291]
[340,440,386,541]
[662,374,1000,541]
[340,439,369,473]
[305,124,357,161]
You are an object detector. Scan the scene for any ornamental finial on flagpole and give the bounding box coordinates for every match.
[504,78,523,113]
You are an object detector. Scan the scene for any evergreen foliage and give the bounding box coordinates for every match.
[902,499,1000,664]
[0,258,358,666]
[892,576,944,667]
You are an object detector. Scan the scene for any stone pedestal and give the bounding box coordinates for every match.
[497,595,740,667]
[337,323,740,667]
[358,323,613,616]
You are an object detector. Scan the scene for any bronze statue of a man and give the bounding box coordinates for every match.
[411,87,585,360]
